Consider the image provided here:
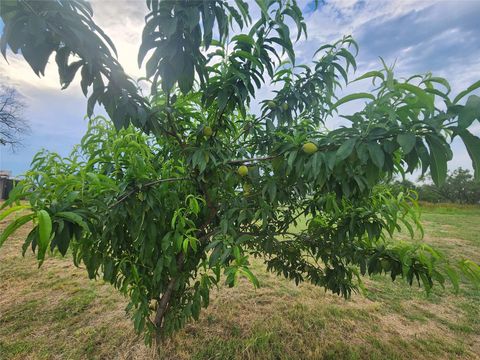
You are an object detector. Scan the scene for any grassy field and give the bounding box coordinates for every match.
[1,205,479,360]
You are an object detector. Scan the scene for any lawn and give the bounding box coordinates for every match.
[0,205,479,359]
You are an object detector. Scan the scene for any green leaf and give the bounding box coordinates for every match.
[423,76,451,94]
[337,48,357,71]
[426,135,448,186]
[234,0,251,23]
[397,133,416,154]
[178,57,195,93]
[368,142,385,169]
[55,211,89,232]
[336,138,357,161]
[352,70,385,83]
[0,205,31,221]
[239,266,260,288]
[454,80,480,104]
[459,259,480,286]
[255,0,269,18]
[457,129,480,180]
[23,228,38,256]
[192,293,201,320]
[232,50,262,68]
[37,210,52,262]
[189,236,198,252]
[396,83,434,113]
[365,161,380,186]
[331,93,375,111]
[0,213,35,248]
[287,150,298,170]
[53,222,71,256]
[444,265,460,293]
[233,246,241,260]
[417,142,431,176]
[231,34,255,47]
[458,95,480,129]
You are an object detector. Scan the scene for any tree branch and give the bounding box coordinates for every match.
[108,177,191,209]
[153,179,218,340]
[227,154,280,165]
[0,86,29,149]
[154,252,184,328]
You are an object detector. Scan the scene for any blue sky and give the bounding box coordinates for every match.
[1,0,479,178]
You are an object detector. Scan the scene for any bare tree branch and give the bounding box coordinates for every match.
[0,86,30,150]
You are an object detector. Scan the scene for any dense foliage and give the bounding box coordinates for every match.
[392,168,480,204]
[1,0,480,343]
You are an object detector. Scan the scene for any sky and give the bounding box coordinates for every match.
[1,0,479,178]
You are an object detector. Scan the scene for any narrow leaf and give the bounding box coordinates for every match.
[37,210,52,261]
[0,213,35,248]
[426,135,448,186]
[368,142,385,169]
[397,133,416,154]
[457,129,480,180]
[454,80,480,104]
[336,138,357,161]
[331,93,375,111]
[0,205,31,221]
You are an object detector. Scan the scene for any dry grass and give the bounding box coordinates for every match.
[1,206,479,360]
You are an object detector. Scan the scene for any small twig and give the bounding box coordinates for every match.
[231,113,269,144]
[238,230,299,238]
[143,177,190,188]
[227,154,280,165]
[109,177,191,209]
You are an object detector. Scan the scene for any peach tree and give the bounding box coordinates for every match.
[1,0,480,342]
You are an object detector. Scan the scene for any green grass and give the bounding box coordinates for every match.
[1,205,479,359]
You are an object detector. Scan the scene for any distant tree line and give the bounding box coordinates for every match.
[391,168,480,204]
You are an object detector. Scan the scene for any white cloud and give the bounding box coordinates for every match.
[89,0,146,77]
[302,0,436,42]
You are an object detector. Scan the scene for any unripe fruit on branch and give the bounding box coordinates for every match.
[203,126,213,137]
[237,165,249,177]
[302,142,318,154]
[282,103,289,111]
[267,100,276,109]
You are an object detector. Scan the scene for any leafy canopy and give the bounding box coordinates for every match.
[2,0,480,343]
